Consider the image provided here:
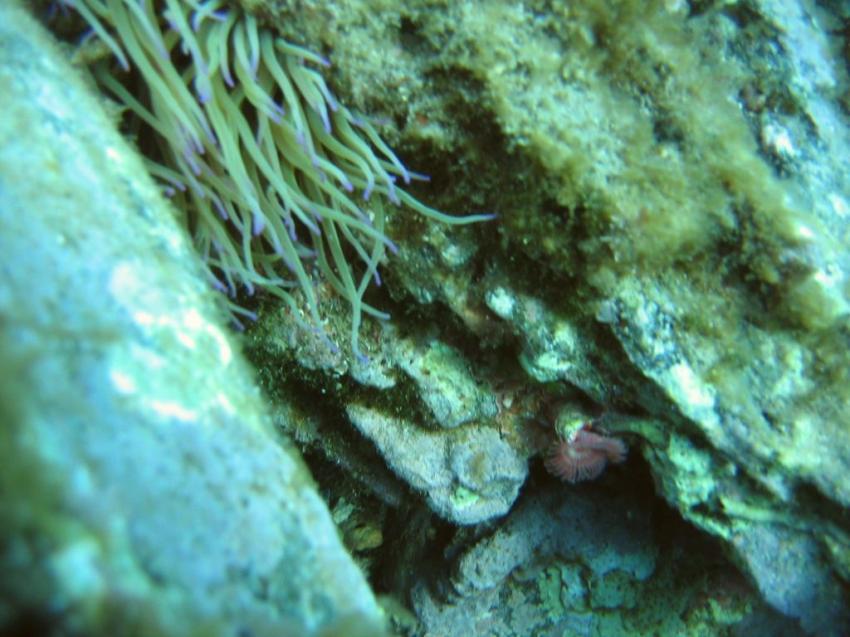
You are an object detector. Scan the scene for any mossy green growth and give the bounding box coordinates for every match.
[537,565,566,620]
[536,563,587,620]
[589,570,640,610]
[415,0,847,331]
[426,1,726,264]
[450,485,480,509]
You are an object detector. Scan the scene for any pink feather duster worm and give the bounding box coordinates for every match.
[544,426,627,483]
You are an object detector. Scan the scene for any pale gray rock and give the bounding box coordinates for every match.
[0,4,382,636]
[346,404,526,525]
[394,336,497,429]
[484,285,610,403]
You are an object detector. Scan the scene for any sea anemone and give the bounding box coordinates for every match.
[544,425,627,483]
[57,0,492,358]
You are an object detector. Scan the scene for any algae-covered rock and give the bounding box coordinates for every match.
[368,1,850,633]
[410,485,796,637]
[245,0,850,630]
[0,4,383,636]
[32,0,850,635]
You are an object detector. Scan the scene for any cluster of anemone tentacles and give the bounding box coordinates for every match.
[60,0,491,358]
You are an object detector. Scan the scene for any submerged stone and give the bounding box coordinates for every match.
[0,4,383,636]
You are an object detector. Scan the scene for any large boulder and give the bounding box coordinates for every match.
[0,3,383,636]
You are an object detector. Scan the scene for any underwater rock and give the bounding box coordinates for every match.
[118,0,850,634]
[604,278,850,636]
[0,4,383,636]
[403,0,850,633]
[347,404,526,525]
[410,486,787,637]
[394,336,498,429]
[412,486,805,637]
[257,0,850,631]
[730,521,846,635]
[484,285,611,403]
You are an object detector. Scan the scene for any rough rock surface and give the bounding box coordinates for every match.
[411,486,798,637]
[347,404,526,525]
[249,0,850,634]
[0,4,382,636]
[31,0,850,635]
